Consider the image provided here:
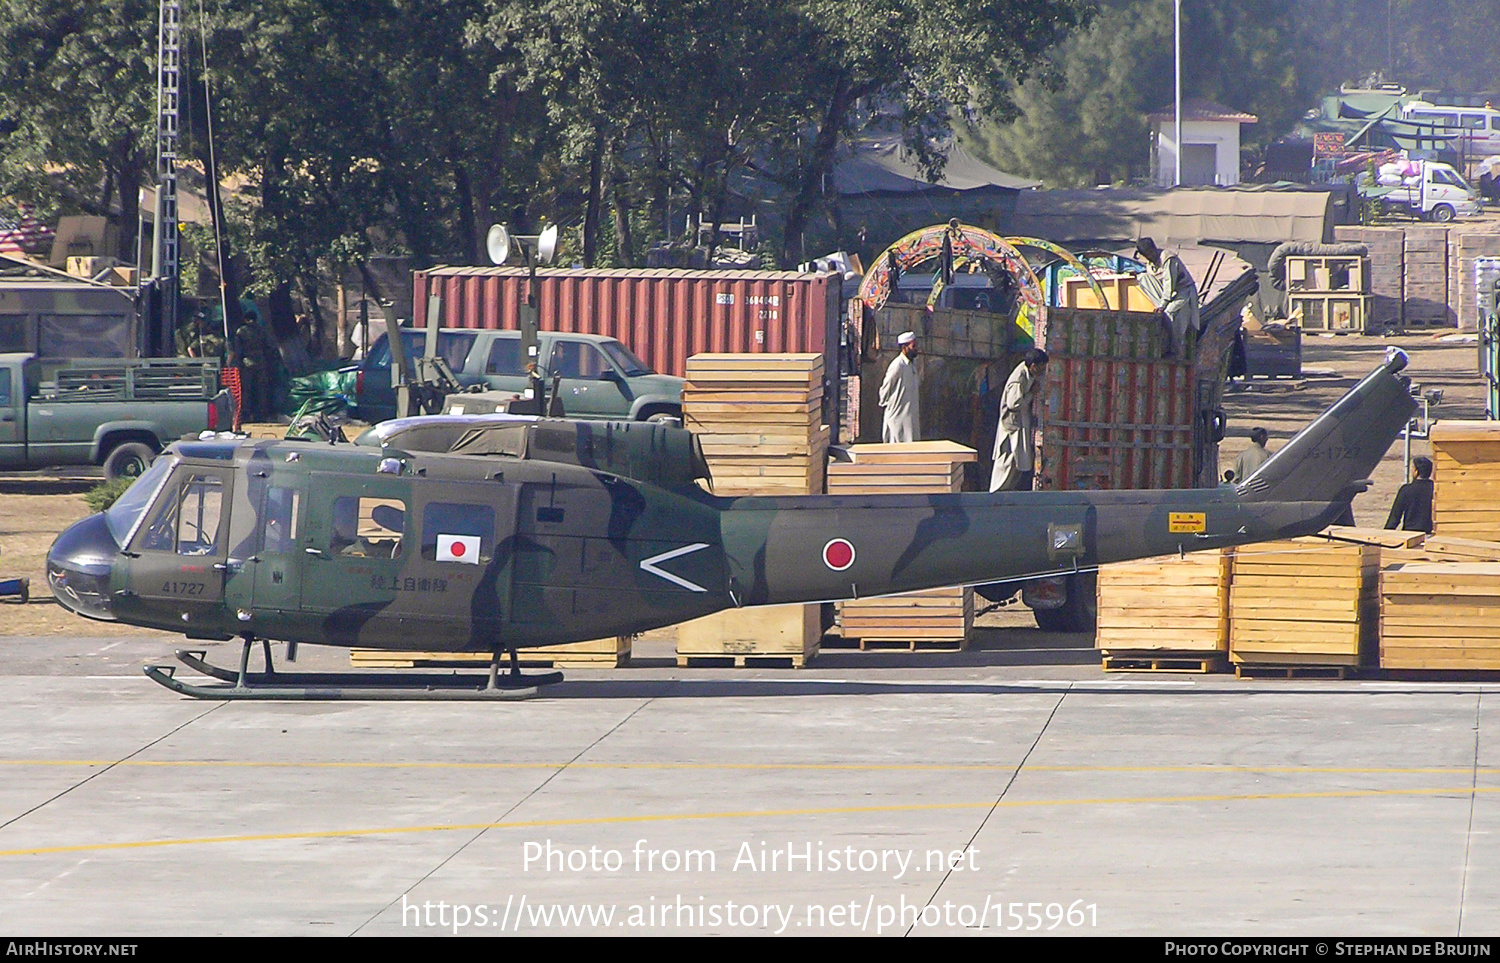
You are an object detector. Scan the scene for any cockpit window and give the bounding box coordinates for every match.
[136,474,225,556]
[103,456,177,544]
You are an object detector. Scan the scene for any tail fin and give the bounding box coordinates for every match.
[1240,348,1416,504]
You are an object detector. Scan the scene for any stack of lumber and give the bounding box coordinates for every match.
[1431,422,1500,539]
[676,352,827,666]
[1229,532,1387,670]
[682,353,828,496]
[830,442,977,649]
[351,636,632,669]
[1380,535,1500,671]
[1095,550,1230,672]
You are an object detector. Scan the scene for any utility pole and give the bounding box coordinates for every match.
[146,0,182,356]
[1174,0,1182,187]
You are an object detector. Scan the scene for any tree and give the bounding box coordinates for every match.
[0,0,157,259]
[967,0,1305,188]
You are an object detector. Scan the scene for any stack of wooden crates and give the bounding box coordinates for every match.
[1227,536,1385,677]
[1286,255,1372,332]
[1096,550,1231,671]
[674,353,829,667]
[828,442,977,650]
[1375,422,1500,672]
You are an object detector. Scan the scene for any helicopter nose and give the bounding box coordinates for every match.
[47,513,119,621]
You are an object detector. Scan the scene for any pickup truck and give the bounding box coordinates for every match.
[0,353,233,479]
[355,328,684,425]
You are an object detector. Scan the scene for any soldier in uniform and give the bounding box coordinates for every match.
[234,309,275,421]
[174,309,224,359]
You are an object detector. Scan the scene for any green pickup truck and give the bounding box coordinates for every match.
[0,353,234,479]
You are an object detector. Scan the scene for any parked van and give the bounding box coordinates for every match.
[1400,102,1500,156]
[354,328,683,425]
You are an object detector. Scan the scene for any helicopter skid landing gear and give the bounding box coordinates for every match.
[143,639,562,701]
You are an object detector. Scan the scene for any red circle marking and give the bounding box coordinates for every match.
[823,538,855,571]
[450,542,465,557]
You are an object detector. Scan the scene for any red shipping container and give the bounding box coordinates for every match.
[412,267,841,382]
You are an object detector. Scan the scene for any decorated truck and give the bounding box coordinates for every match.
[846,223,1253,631]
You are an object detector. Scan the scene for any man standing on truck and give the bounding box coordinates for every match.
[990,348,1048,492]
[879,331,921,443]
[1135,237,1199,359]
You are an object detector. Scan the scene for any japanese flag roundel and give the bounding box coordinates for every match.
[437,534,482,564]
[822,538,855,571]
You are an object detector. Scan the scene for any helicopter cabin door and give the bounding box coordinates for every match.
[221,477,307,639]
[123,464,234,630]
[404,480,518,652]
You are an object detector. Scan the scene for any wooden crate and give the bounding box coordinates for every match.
[1290,293,1371,332]
[675,604,819,667]
[1380,562,1500,671]
[840,588,973,648]
[1096,550,1230,655]
[1285,255,1369,294]
[683,352,828,498]
[1061,273,1155,312]
[1229,538,1379,667]
[351,635,632,669]
[1432,422,1500,539]
[829,442,977,646]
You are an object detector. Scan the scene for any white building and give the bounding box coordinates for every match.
[1149,99,1258,187]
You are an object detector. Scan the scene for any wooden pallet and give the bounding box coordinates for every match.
[676,652,814,669]
[1101,652,1228,673]
[1233,663,1352,680]
[350,635,633,669]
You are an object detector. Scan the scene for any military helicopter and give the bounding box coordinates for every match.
[46,349,1417,700]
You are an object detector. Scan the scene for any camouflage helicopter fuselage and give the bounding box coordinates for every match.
[47,352,1418,654]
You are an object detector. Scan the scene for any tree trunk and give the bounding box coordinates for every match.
[582,131,604,267]
[609,139,635,267]
[450,148,479,265]
[781,73,856,268]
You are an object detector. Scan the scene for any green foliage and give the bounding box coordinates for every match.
[83,477,135,514]
[967,0,1304,188]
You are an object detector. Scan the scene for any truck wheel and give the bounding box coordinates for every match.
[1430,204,1456,223]
[1033,606,1071,632]
[645,409,682,427]
[103,442,156,481]
[1032,573,1098,633]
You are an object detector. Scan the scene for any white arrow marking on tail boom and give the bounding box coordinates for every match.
[639,543,710,592]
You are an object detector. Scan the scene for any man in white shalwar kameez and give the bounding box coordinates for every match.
[879,331,920,443]
[990,348,1048,492]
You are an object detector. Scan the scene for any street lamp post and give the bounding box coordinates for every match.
[1174,0,1182,187]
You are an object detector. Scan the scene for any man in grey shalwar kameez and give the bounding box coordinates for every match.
[880,331,921,443]
[1135,237,1199,359]
[990,349,1048,492]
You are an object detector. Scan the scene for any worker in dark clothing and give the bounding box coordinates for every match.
[1385,456,1435,533]
[234,310,276,422]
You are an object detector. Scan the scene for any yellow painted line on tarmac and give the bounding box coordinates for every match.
[2,785,1497,859]
[0,759,1496,776]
